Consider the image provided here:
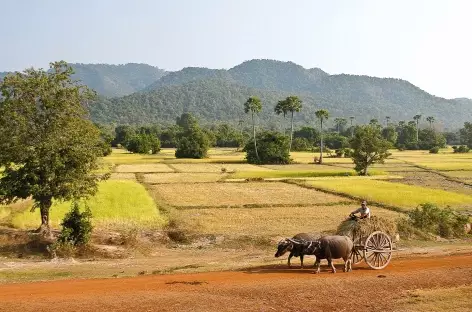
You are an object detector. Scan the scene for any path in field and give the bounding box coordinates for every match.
[1,253,471,312]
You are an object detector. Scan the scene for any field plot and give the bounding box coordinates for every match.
[391,150,472,171]
[115,164,174,173]
[11,180,165,230]
[109,173,137,180]
[305,179,472,210]
[171,163,266,173]
[229,169,358,179]
[441,171,472,179]
[150,182,347,207]
[178,204,400,237]
[143,173,224,184]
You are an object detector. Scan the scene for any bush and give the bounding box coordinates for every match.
[126,133,160,154]
[406,203,468,238]
[57,202,93,246]
[245,131,290,164]
[175,126,210,159]
[453,145,470,153]
[429,146,439,154]
[291,137,312,151]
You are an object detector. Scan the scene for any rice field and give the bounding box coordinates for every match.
[440,171,472,179]
[115,164,175,173]
[305,179,472,210]
[170,163,267,173]
[10,180,166,230]
[176,204,401,237]
[143,173,225,184]
[229,170,358,179]
[150,182,347,207]
[109,173,137,180]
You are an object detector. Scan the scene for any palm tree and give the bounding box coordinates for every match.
[349,116,355,137]
[385,116,391,127]
[244,96,262,160]
[426,116,435,129]
[275,96,302,151]
[413,114,422,141]
[315,109,329,164]
[334,117,347,134]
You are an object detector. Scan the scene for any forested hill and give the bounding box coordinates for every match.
[0,63,167,98]
[91,59,472,128]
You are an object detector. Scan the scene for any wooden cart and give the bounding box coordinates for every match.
[350,230,393,270]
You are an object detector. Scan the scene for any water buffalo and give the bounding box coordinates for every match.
[274,233,319,268]
[303,235,353,274]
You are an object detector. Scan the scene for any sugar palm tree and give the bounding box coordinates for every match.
[275,96,302,151]
[385,116,391,127]
[315,109,329,164]
[426,116,435,129]
[413,114,422,141]
[244,96,262,160]
[349,116,355,137]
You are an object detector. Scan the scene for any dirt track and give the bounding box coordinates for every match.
[1,253,471,312]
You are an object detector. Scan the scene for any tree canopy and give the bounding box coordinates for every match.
[350,125,391,175]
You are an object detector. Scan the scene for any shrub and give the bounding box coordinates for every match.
[57,202,93,246]
[429,146,439,154]
[291,137,312,151]
[453,145,470,153]
[175,126,210,159]
[406,203,468,238]
[245,131,290,164]
[126,133,160,154]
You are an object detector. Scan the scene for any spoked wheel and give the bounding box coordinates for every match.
[351,246,365,265]
[364,231,392,270]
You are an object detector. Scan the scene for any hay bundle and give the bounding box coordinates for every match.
[336,216,397,242]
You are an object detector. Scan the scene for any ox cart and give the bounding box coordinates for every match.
[350,230,393,270]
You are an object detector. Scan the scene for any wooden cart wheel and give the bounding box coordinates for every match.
[364,231,392,270]
[351,246,365,265]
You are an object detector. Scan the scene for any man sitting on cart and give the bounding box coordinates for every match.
[349,200,371,220]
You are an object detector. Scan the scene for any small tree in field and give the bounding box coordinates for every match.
[350,125,391,175]
[245,132,290,164]
[175,122,210,159]
[0,62,106,236]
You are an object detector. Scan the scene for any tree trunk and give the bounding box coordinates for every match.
[351,120,354,138]
[319,119,323,164]
[37,197,53,238]
[252,112,259,160]
[416,120,419,142]
[289,111,294,152]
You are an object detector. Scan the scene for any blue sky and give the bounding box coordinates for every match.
[1,0,471,98]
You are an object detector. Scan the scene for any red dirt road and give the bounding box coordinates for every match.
[1,254,472,312]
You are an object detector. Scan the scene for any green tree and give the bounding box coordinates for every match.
[418,128,446,150]
[0,62,106,235]
[175,115,210,159]
[334,117,348,134]
[349,116,355,138]
[112,125,136,147]
[350,125,391,175]
[275,96,302,151]
[126,133,161,154]
[381,126,398,146]
[244,132,290,164]
[459,122,472,148]
[413,114,422,142]
[426,116,435,129]
[244,96,262,161]
[315,109,329,163]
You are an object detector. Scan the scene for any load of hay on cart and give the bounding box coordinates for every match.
[337,216,397,270]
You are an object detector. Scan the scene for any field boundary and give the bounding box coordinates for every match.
[170,201,354,210]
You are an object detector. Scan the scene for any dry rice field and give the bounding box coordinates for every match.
[143,173,225,184]
[170,163,267,173]
[115,164,175,173]
[150,182,347,207]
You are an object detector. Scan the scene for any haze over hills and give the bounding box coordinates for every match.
[1,60,471,128]
[92,59,472,128]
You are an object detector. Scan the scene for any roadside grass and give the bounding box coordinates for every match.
[149,182,346,207]
[115,164,174,173]
[304,179,472,210]
[176,204,401,238]
[394,285,472,312]
[143,173,225,184]
[11,180,166,230]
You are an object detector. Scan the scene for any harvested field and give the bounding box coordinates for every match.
[115,164,174,173]
[109,173,137,180]
[305,179,472,210]
[229,170,359,179]
[143,173,225,184]
[260,164,345,171]
[170,163,266,173]
[388,171,472,195]
[150,182,345,207]
[441,170,472,179]
[177,205,399,237]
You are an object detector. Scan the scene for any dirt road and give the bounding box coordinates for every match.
[1,253,471,312]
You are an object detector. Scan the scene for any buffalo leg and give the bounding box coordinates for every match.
[313,259,321,274]
[329,259,336,273]
[300,254,304,268]
[288,252,293,267]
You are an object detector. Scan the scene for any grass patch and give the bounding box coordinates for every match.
[11,180,166,230]
[305,179,472,210]
[394,286,472,312]
[150,182,345,207]
[176,205,400,237]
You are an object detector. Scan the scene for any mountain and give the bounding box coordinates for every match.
[0,63,167,98]
[90,59,472,128]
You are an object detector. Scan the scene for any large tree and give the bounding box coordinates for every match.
[315,109,329,164]
[334,117,347,134]
[0,62,106,235]
[244,96,262,161]
[426,116,435,129]
[350,125,391,175]
[275,96,302,151]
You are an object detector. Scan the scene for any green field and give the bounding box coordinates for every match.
[304,179,472,210]
[10,180,166,230]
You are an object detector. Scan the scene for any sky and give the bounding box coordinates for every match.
[1,0,471,99]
